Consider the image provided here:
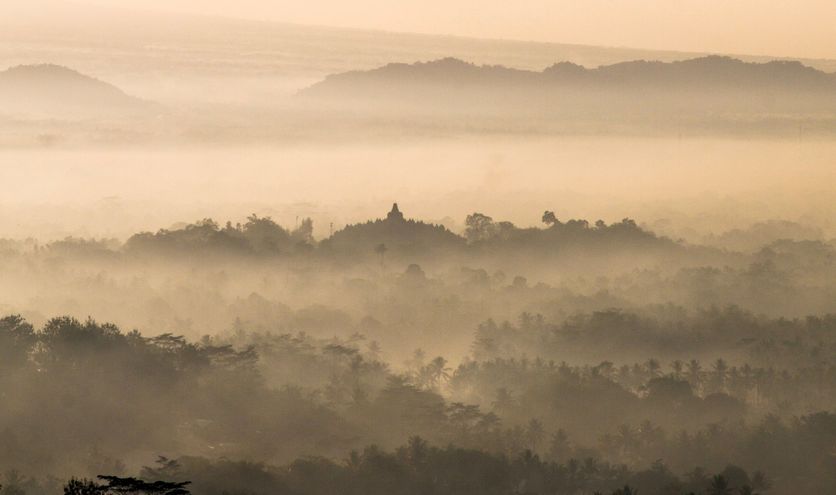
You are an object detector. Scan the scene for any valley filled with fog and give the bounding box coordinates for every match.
[1,4,836,495]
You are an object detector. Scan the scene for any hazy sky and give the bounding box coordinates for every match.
[70,0,836,59]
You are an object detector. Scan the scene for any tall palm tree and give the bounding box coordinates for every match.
[686,359,703,393]
[427,356,451,388]
[710,359,729,393]
[526,418,545,452]
[739,363,754,402]
[670,360,684,380]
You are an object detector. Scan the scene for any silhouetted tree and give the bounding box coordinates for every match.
[542,211,558,227]
[709,475,732,495]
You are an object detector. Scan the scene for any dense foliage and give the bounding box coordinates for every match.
[1,208,835,494]
[1,309,834,494]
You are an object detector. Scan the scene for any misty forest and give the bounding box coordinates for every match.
[2,2,836,495]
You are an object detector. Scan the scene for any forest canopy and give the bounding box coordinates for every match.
[0,206,834,495]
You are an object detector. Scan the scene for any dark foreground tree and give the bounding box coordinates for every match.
[709,475,732,495]
[64,479,104,495]
[63,477,190,495]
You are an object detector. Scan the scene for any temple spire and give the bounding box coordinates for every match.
[387,203,404,222]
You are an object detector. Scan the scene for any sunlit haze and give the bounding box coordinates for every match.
[64,0,836,59]
[2,2,836,495]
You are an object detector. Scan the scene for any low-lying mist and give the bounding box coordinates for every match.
[2,7,836,494]
[2,136,834,240]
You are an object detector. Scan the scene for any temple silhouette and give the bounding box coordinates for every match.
[386,203,404,222]
[321,202,464,256]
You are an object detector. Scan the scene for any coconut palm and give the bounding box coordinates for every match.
[686,359,703,393]
[526,418,545,452]
[670,360,684,380]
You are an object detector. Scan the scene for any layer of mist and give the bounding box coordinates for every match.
[2,5,836,495]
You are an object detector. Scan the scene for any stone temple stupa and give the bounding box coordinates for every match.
[386,203,405,222]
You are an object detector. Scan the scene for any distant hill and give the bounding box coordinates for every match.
[304,55,836,94]
[4,2,836,105]
[544,56,836,88]
[301,56,836,121]
[0,64,148,118]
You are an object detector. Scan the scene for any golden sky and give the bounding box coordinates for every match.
[39,0,836,59]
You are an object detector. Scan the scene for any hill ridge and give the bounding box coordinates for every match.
[0,63,148,118]
[304,55,836,95]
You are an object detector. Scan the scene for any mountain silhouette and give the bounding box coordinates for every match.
[300,56,836,118]
[548,56,836,88]
[305,56,836,93]
[0,64,148,118]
